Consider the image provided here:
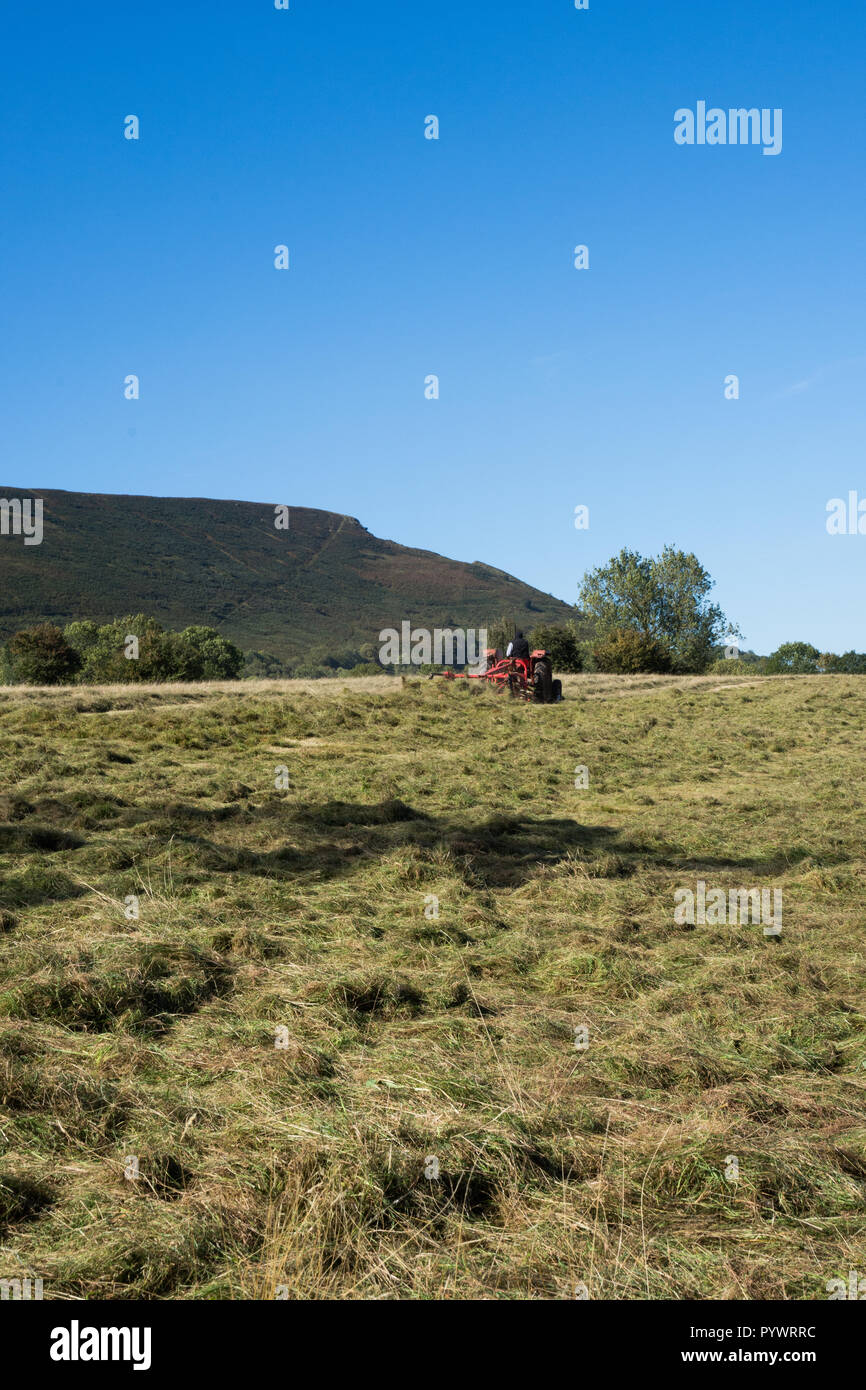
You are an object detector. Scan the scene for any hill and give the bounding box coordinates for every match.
[0,488,576,665]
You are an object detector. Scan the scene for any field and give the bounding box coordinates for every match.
[1,673,864,1300]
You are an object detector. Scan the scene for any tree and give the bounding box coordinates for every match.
[63,620,101,657]
[592,628,672,674]
[765,642,821,674]
[578,546,736,673]
[820,651,866,674]
[68,615,171,682]
[8,624,82,685]
[176,626,244,679]
[528,622,583,672]
[64,617,245,682]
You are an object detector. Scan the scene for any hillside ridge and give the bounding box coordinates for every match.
[0,486,576,663]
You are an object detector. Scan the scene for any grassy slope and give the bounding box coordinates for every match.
[0,673,864,1300]
[0,488,576,662]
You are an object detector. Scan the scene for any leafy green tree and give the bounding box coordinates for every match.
[69,615,170,682]
[176,626,244,679]
[528,622,583,672]
[7,624,82,685]
[66,617,245,682]
[63,620,101,657]
[578,546,736,673]
[820,651,866,674]
[765,642,821,674]
[592,628,672,674]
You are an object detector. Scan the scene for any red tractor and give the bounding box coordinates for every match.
[431,649,563,702]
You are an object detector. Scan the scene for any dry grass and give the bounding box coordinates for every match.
[0,673,864,1299]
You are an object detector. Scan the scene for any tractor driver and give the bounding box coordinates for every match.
[506,631,530,675]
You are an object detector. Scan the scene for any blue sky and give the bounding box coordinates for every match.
[2,0,865,653]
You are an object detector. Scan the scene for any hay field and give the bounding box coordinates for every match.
[0,673,864,1298]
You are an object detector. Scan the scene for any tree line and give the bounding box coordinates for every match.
[2,547,862,683]
[0,617,245,685]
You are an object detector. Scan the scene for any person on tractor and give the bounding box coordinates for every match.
[506,631,531,681]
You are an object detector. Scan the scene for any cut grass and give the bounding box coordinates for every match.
[0,673,864,1298]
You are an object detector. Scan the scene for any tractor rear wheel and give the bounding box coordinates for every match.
[551,678,563,703]
[533,659,552,704]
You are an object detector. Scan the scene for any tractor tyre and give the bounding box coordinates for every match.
[551,678,563,703]
[533,659,553,704]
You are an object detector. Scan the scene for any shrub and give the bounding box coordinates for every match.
[704,657,767,675]
[765,642,821,675]
[592,628,673,674]
[64,617,244,683]
[7,624,82,685]
[174,627,245,680]
[528,622,583,672]
[66,615,168,682]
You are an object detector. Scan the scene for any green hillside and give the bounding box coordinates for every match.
[0,488,576,665]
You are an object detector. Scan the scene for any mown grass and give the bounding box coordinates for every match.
[0,672,864,1299]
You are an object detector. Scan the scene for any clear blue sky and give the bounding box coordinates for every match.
[2,0,865,653]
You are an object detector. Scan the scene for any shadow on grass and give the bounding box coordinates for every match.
[163,804,839,891]
[162,802,623,889]
[3,794,834,905]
